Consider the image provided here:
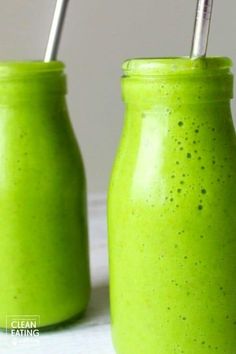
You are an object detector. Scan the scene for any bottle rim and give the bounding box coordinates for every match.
[122,57,232,77]
[0,61,64,80]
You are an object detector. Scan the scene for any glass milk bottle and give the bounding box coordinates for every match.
[108,58,236,353]
[0,62,90,329]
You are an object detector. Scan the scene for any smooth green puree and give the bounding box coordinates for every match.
[108,58,236,353]
[0,62,90,329]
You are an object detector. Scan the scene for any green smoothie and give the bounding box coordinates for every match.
[0,62,90,329]
[108,58,236,353]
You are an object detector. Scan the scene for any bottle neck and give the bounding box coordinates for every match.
[0,61,67,105]
[122,57,233,107]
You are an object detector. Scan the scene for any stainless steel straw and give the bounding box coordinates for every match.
[190,0,214,58]
[44,0,70,62]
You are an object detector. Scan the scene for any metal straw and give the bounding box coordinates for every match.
[44,0,70,62]
[190,0,214,58]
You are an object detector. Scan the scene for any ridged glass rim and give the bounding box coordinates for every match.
[122,57,232,76]
[0,61,64,79]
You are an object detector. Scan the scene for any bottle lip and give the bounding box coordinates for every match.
[0,61,65,79]
[122,57,233,76]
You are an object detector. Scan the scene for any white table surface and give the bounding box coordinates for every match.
[0,195,116,354]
